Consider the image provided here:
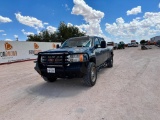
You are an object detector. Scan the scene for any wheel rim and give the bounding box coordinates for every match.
[91,67,96,82]
[111,57,113,65]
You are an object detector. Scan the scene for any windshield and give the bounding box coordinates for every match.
[61,37,92,48]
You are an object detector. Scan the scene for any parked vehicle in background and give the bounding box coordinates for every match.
[130,40,138,47]
[131,40,136,43]
[131,42,138,47]
[147,41,156,45]
[107,42,114,46]
[107,42,118,50]
[125,44,128,47]
[128,43,132,47]
[156,40,160,47]
[118,41,125,49]
[113,43,118,50]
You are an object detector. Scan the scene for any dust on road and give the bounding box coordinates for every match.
[0,46,160,120]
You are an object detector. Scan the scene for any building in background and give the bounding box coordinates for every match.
[150,36,160,42]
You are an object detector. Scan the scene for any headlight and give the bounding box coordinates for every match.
[40,56,47,63]
[68,54,88,62]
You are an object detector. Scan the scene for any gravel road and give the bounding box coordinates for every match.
[0,46,160,120]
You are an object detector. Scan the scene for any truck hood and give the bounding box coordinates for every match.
[42,47,91,54]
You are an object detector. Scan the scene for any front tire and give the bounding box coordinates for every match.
[43,76,57,82]
[83,62,97,87]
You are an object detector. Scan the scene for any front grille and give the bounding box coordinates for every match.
[40,53,70,67]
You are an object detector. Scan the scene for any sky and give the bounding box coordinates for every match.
[0,0,160,43]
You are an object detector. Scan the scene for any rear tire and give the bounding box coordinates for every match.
[43,76,57,82]
[107,56,113,68]
[83,62,97,87]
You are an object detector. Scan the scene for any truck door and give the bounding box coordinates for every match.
[94,37,102,66]
[100,38,108,64]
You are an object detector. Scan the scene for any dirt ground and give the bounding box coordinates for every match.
[0,46,160,120]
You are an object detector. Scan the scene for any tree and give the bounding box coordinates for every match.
[27,30,53,42]
[140,40,146,45]
[27,34,42,42]
[56,22,85,43]
[26,22,86,42]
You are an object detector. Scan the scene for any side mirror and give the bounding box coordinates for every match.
[56,44,60,48]
[101,41,106,48]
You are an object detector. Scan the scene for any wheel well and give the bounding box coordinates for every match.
[111,51,114,56]
[89,57,96,64]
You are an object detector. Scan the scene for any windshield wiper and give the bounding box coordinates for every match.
[77,45,86,47]
[62,46,71,48]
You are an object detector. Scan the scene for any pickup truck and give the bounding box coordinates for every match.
[35,36,113,87]
[118,41,125,49]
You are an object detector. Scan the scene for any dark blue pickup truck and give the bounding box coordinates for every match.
[35,36,113,87]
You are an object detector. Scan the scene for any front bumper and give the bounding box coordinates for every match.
[35,62,88,78]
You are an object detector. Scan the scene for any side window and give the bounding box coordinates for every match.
[94,38,101,48]
[99,38,103,44]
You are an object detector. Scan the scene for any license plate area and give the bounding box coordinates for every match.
[47,68,55,73]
